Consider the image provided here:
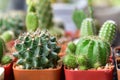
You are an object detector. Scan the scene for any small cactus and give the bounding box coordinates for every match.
[1,30,14,42]
[80,18,96,37]
[72,10,86,29]
[1,55,12,65]
[14,30,61,69]
[99,20,117,44]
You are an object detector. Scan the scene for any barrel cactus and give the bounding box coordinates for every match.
[13,30,61,69]
[63,20,117,69]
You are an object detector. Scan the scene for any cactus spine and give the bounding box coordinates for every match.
[14,30,61,69]
[80,18,96,37]
[63,20,116,69]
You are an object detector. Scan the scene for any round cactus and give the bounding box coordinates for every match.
[75,36,111,68]
[14,30,61,69]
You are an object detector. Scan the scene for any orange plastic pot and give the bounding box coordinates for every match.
[64,67,113,80]
[3,62,14,80]
[13,64,62,80]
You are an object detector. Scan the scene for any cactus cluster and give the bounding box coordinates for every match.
[14,30,61,69]
[63,20,116,70]
[0,12,26,38]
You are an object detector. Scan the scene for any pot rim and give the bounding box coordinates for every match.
[64,66,113,72]
[13,63,62,72]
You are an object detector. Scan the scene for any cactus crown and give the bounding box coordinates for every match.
[14,30,61,69]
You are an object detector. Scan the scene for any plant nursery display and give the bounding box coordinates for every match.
[13,30,62,80]
[63,19,116,80]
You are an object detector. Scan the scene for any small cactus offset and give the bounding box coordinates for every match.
[14,30,61,69]
[63,20,117,70]
[99,20,117,44]
[80,18,96,37]
[72,10,86,29]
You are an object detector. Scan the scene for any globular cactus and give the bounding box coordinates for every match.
[80,18,96,37]
[75,36,111,68]
[72,10,86,29]
[99,20,117,44]
[14,30,61,69]
[63,20,117,69]
[1,30,14,42]
[1,55,12,65]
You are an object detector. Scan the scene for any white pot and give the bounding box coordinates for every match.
[0,67,4,80]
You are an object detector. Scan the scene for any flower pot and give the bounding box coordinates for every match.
[13,64,62,80]
[3,62,14,80]
[0,67,4,80]
[64,67,113,80]
[116,58,120,80]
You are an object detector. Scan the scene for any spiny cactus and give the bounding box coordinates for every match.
[80,18,96,37]
[14,30,61,69]
[63,20,116,69]
[72,10,86,29]
[0,12,26,38]
[99,20,117,44]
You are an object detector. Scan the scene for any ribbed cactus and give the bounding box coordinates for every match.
[72,10,86,29]
[99,20,117,44]
[14,30,61,69]
[63,20,117,69]
[80,18,96,37]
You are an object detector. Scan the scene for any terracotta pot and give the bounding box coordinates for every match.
[3,62,14,80]
[64,67,113,80]
[13,64,62,80]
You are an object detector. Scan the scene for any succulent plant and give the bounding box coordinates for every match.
[0,12,26,38]
[0,37,12,65]
[63,20,116,70]
[0,30,14,43]
[80,18,96,37]
[14,30,61,69]
[72,10,86,29]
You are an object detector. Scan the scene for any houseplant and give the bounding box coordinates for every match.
[63,20,116,80]
[0,37,14,80]
[13,30,62,80]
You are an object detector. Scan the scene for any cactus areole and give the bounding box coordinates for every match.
[14,30,61,69]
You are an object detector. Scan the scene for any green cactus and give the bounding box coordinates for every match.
[80,18,96,37]
[1,30,14,42]
[0,12,26,38]
[63,20,116,69]
[13,30,61,69]
[72,10,86,29]
[26,12,38,32]
[63,54,77,68]
[0,38,4,62]
[99,20,117,44]
[36,0,53,29]
[1,55,12,65]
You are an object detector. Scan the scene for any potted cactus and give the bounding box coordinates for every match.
[63,19,116,80]
[13,30,62,80]
[0,37,14,80]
